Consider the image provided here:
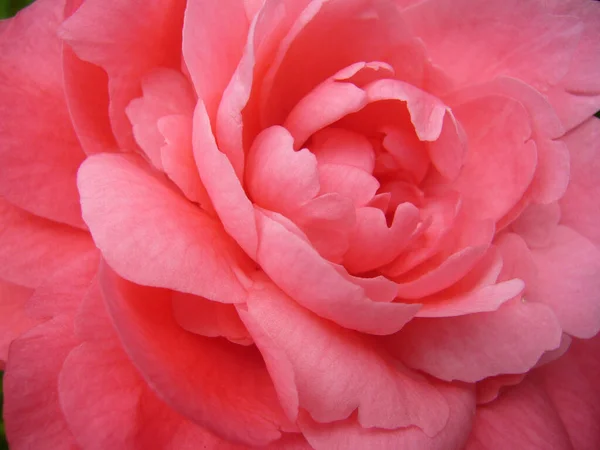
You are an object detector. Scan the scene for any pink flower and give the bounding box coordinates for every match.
[1,0,600,448]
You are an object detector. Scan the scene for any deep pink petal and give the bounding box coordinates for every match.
[255,209,420,335]
[534,334,600,450]
[243,279,449,434]
[99,263,292,447]
[387,299,562,382]
[0,280,35,364]
[3,316,79,450]
[61,0,186,150]
[465,379,573,450]
[0,198,95,289]
[77,153,250,303]
[0,0,86,228]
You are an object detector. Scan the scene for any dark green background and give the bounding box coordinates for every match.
[0,0,599,449]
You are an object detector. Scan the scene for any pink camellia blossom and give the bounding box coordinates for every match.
[1,0,600,448]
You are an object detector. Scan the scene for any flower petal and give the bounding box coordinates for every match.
[78,153,249,303]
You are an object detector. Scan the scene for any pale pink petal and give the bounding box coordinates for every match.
[344,204,420,273]
[452,95,538,221]
[527,226,600,339]
[182,0,248,122]
[534,334,600,450]
[171,292,252,345]
[387,299,562,382]
[364,79,446,141]
[416,280,525,319]
[465,379,573,450]
[381,127,429,182]
[61,0,186,150]
[0,0,86,228]
[382,192,461,277]
[290,193,356,262]
[247,126,320,215]
[77,153,250,303]
[125,68,196,170]
[396,246,488,299]
[318,164,380,207]
[0,198,95,289]
[0,280,35,363]
[100,263,292,447]
[560,117,600,247]
[299,383,475,450]
[243,279,449,434]
[3,316,79,450]
[255,209,420,335]
[402,0,582,94]
[158,114,213,209]
[193,102,258,258]
[310,128,375,173]
[284,76,368,148]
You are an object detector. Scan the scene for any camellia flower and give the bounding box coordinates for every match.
[1,0,600,448]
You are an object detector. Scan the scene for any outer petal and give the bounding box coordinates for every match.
[0,198,95,289]
[0,0,86,228]
[526,226,600,339]
[60,0,186,150]
[560,117,600,247]
[0,280,35,364]
[451,95,538,221]
[77,153,250,303]
[465,379,573,450]
[402,0,582,95]
[547,0,600,130]
[534,334,600,450]
[3,316,80,450]
[99,263,292,447]
[60,281,257,450]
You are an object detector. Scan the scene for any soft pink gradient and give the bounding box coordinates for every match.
[1,0,600,448]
